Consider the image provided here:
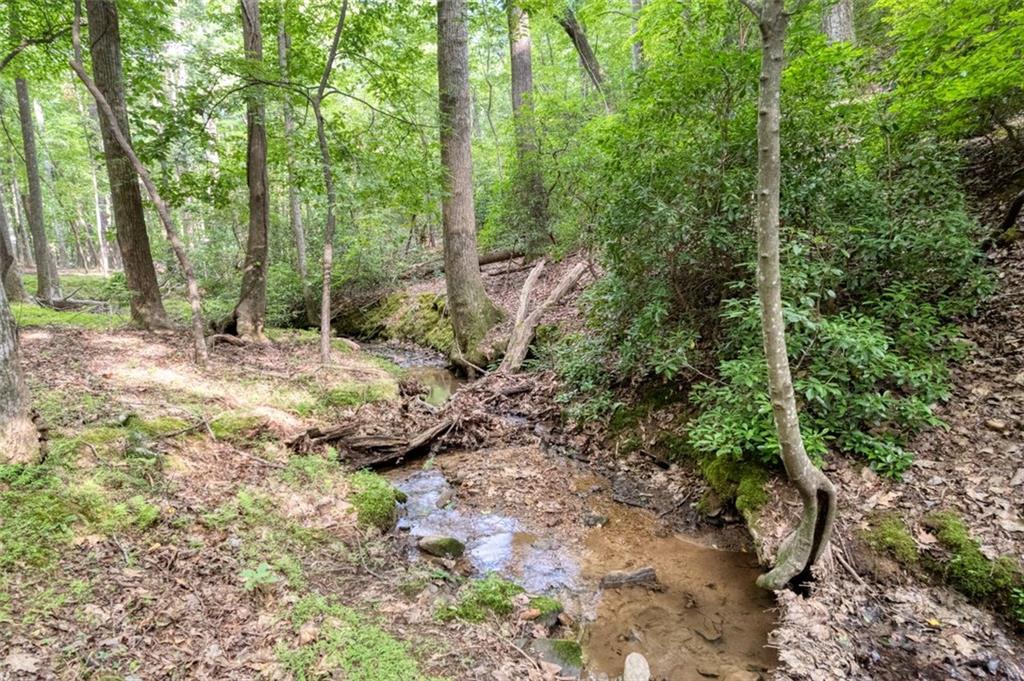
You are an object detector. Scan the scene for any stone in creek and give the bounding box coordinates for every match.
[623,652,651,681]
[417,535,465,559]
[583,512,610,527]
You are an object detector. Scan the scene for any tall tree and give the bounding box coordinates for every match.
[822,0,855,43]
[506,0,548,249]
[438,0,502,371]
[0,283,38,463]
[74,88,110,276]
[86,0,167,326]
[0,180,29,301]
[277,10,315,326]
[739,0,837,590]
[233,0,270,342]
[71,0,208,365]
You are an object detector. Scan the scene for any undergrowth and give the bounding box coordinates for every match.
[436,574,523,622]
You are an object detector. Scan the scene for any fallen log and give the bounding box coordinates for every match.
[403,248,525,280]
[288,418,453,468]
[499,261,587,373]
[599,566,659,590]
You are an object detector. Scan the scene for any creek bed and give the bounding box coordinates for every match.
[387,446,778,681]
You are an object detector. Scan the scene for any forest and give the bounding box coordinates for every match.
[0,0,1023,678]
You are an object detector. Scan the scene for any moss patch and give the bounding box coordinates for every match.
[863,514,918,565]
[209,412,264,441]
[320,380,398,408]
[529,595,563,617]
[11,302,128,330]
[335,292,455,355]
[700,457,769,517]
[349,470,399,531]
[277,594,442,681]
[548,639,583,668]
[436,574,524,622]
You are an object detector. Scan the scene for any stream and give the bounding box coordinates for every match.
[370,343,778,680]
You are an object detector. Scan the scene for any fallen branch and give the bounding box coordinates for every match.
[288,417,454,468]
[403,248,524,279]
[499,261,587,372]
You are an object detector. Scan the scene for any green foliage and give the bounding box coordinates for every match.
[281,455,343,490]
[11,302,129,331]
[699,457,769,517]
[240,563,281,592]
[278,594,441,681]
[348,470,399,531]
[320,380,398,409]
[864,515,919,565]
[436,574,524,622]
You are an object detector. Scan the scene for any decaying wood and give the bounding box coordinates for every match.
[499,261,587,372]
[403,248,525,279]
[599,566,659,590]
[207,333,247,348]
[289,417,453,468]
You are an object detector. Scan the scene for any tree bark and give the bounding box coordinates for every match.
[822,0,855,44]
[557,8,610,109]
[0,180,29,302]
[0,283,38,463]
[315,0,349,364]
[75,90,110,276]
[233,0,270,342]
[86,0,168,326]
[741,0,837,591]
[506,1,549,250]
[15,78,59,301]
[276,13,315,326]
[438,0,503,371]
[71,1,208,365]
[631,0,645,71]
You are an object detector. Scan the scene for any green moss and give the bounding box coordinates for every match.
[281,455,342,490]
[864,514,918,565]
[11,302,128,330]
[337,292,455,355]
[548,640,583,668]
[349,470,399,530]
[210,412,263,440]
[136,416,191,437]
[278,594,442,681]
[436,574,524,622]
[529,595,563,617]
[925,511,1024,628]
[700,457,770,517]
[320,380,398,408]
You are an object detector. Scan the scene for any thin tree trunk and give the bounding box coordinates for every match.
[277,12,315,326]
[557,8,610,109]
[822,0,855,44]
[438,0,502,372]
[0,283,38,463]
[75,89,110,276]
[86,0,168,326]
[740,0,836,591]
[5,157,32,268]
[506,1,549,250]
[630,0,645,71]
[15,78,59,300]
[233,0,270,342]
[0,180,29,302]
[315,0,349,364]
[71,1,208,365]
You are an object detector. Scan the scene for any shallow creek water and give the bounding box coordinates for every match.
[388,455,778,680]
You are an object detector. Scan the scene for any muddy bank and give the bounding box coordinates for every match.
[388,445,777,680]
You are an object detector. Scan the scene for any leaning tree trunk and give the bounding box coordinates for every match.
[233,0,270,342]
[71,1,208,365]
[0,180,29,302]
[506,1,549,251]
[438,0,503,372]
[0,284,38,463]
[277,14,316,326]
[15,78,59,301]
[86,0,168,327]
[557,8,610,110]
[822,0,855,44]
[742,0,837,591]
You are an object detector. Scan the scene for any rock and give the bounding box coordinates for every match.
[417,535,465,558]
[623,652,651,681]
[984,418,1009,432]
[393,488,408,504]
[528,639,583,679]
[599,566,659,589]
[583,512,609,527]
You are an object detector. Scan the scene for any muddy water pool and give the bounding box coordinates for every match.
[388,447,777,680]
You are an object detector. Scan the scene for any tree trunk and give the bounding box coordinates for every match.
[557,8,610,109]
[506,1,549,250]
[438,0,502,372]
[0,180,29,302]
[0,283,38,463]
[7,164,33,268]
[315,0,349,364]
[71,3,208,365]
[822,0,855,44]
[86,0,168,326]
[631,0,645,71]
[15,78,59,301]
[277,13,316,326]
[76,91,110,276]
[233,0,270,342]
[742,0,837,591]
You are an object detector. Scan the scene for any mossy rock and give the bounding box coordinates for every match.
[417,535,465,559]
[529,595,563,626]
[334,292,455,355]
[349,470,399,531]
